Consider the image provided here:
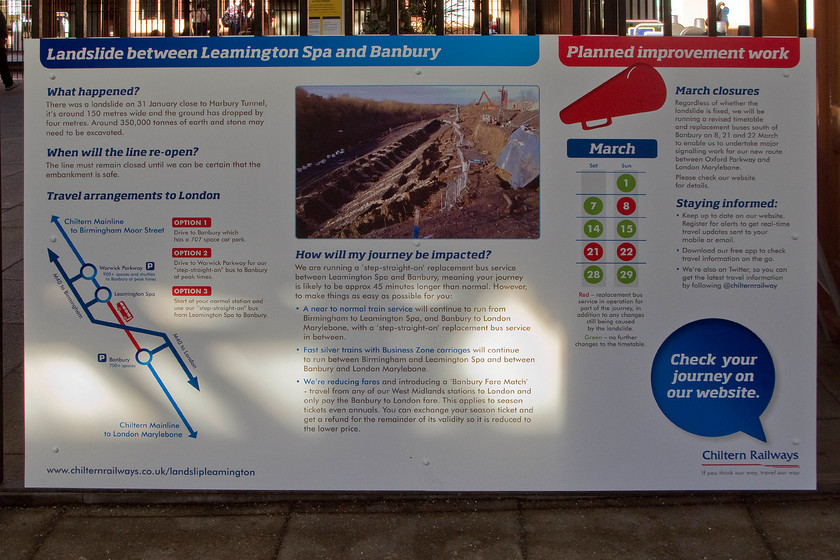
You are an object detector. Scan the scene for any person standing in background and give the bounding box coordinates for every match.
[193,1,210,35]
[1,9,19,91]
[716,2,730,35]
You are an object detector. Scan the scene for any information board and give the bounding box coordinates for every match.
[24,35,816,490]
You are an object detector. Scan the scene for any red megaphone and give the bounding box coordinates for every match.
[560,63,667,130]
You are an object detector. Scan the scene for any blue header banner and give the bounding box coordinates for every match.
[40,36,540,69]
[567,139,658,158]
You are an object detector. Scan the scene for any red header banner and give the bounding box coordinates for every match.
[559,37,800,68]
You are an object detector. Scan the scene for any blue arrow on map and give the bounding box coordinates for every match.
[148,362,198,439]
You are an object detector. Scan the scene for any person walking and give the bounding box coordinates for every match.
[1,9,19,91]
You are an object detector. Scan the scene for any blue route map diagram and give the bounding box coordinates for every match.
[48,215,200,438]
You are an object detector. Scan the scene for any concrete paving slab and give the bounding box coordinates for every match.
[2,452,24,489]
[1,90,24,212]
[818,382,840,418]
[0,172,23,209]
[34,504,287,560]
[1,225,23,270]
[2,258,23,281]
[819,351,840,401]
[0,147,23,169]
[523,502,772,560]
[3,366,24,454]
[0,191,23,211]
[0,145,24,164]
[61,503,292,516]
[1,204,23,227]
[817,418,840,484]
[293,496,520,514]
[1,187,23,210]
[2,324,24,373]
[0,101,24,137]
[280,508,523,560]
[2,279,24,324]
[0,507,61,560]
[750,499,840,560]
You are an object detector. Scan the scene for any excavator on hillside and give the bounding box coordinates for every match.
[477,90,495,108]
[477,86,508,108]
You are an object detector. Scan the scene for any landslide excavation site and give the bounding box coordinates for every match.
[295,96,539,240]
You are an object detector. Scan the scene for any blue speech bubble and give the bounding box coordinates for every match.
[651,318,774,442]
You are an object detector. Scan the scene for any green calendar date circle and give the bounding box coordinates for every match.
[583,196,604,215]
[616,219,636,238]
[584,219,604,238]
[617,265,637,284]
[584,265,604,285]
[617,174,637,192]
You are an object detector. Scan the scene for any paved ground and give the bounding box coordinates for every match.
[3,82,840,559]
[1,493,840,559]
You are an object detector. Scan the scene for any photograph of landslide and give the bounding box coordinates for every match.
[295,85,539,239]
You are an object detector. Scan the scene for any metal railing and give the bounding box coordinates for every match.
[0,1,811,86]
[23,0,516,37]
[3,0,30,79]
[572,0,808,37]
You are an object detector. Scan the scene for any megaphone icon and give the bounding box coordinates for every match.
[560,63,667,130]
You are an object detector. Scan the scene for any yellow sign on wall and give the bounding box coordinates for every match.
[309,0,342,35]
[309,0,342,17]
